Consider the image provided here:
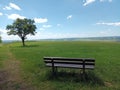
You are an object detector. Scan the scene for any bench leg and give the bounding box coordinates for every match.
[52,67,58,75]
[55,67,57,72]
[83,68,85,74]
[52,66,55,75]
[83,60,85,74]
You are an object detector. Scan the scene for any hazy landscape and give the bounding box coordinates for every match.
[0,0,120,90]
[2,36,120,43]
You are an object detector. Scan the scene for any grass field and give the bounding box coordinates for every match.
[0,41,120,90]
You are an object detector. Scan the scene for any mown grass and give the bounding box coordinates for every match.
[1,41,120,90]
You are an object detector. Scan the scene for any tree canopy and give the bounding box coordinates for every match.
[6,18,37,46]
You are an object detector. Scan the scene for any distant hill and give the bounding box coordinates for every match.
[39,36,120,41]
[79,36,120,41]
[3,36,120,43]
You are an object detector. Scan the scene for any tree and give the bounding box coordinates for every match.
[6,18,37,46]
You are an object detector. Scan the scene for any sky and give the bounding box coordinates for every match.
[0,0,120,40]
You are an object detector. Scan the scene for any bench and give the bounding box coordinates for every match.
[44,57,95,75]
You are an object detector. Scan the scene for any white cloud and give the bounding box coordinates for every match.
[83,0,96,6]
[100,0,112,2]
[100,29,111,35]
[3,2,21,11]
[96,22,120,26]
[99,0,106,2]
[34,18,48,23]
[7,14,26,20]
[27,31,84,40]
[39,25,52,31]
[40,28,45,31]
[0,12,3,16]
[9,3,21,10]
[98,29,119,37]
[1,28,80,40]
[3,6,12,10]
[83,0,112,6]
[0,28,20,40]
[108,0,112,2]
[0,28,7,35]
[42,25,52,28]
[1,28,119,41]
[99,0,104,2]
[67,15,72,20]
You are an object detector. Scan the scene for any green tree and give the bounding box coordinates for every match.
[6,18,37,46]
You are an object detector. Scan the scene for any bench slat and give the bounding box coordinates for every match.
[45,60,95,65]
[46,63,95,69]
[44,57,94,61]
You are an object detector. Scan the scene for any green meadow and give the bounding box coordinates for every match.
[0,41,120,90]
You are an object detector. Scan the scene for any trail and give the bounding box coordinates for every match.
[0,46,34,90]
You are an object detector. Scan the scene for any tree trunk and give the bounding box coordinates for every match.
[21,37,25,46]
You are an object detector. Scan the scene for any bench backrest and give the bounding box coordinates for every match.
[44,57,95,66]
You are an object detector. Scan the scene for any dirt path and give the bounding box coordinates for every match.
[0,46,34,90]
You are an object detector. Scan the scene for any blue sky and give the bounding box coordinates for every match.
[0,0,120,40]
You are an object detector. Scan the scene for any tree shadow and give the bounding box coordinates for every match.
[19,44,40,48]
[46,70,104,86]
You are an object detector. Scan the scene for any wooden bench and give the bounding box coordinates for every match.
[44,57,95,75]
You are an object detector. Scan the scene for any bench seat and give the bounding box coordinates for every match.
[46,63,95,69]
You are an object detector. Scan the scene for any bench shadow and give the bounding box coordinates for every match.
[46,70,104,86]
